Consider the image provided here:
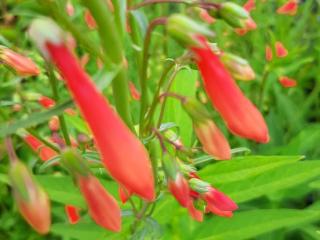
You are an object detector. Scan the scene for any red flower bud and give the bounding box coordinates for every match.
[118,186,132,204]
[29,19,155,201]
[243,0,255,12]
[194,120,231,160]
[275,41,288,58]
[78,175,121,231]
[129,81,141,101]
[168,173,190,208]
[10,161,51,234]
[38,96,56,109]
[24,134,58,161]
[191,36,269,143]
[204,187,237,212]
[277,0,298,16]
[84,10,97,29]
[49,116,60,132]
[0,46,40,76]
[65,205,80,224]
[279,76,297,88]
[265,45,273,62]
[187,201,203,222]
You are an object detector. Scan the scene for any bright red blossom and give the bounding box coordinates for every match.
[44,40,155,201]
[168,173,190,208]
[84,10,97,29]
[191,36,269,143]
[265,45,273,61]
[78,175,121,231]
[275,41,288,58]
[243,0,255,12]
[24,134,58,161]
[277,0,298,16]
[65,205,80,224]
[279,76,297,88]
[0,47,40,76]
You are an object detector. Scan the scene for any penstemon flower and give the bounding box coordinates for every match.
[275,41,288,58]
[65,205,80,224]
[277,0,298,16]
[29,18,155,201]
[0,46,40,76]
[279,76,297,88]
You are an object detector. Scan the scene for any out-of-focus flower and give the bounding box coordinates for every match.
[84,10,97,29]
[187,201,204,222]
[0,46,40,76]
[277,0,298,16]
[129,81,141,101]
[29,18,155,201]
[10,161,51,234]
[168,173,190,207]
[279,76,297,88]
[243,0,255,12]
[49,116,60,132]
[65,205,80,224]
[66,1,74,16]
[118,186,132,204]
[38,96,56,109]
[265,45,273,62]
[275,41,288,58]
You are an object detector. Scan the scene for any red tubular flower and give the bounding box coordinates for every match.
[24,134,58,161]
[29,19,155,201]
[194,120,231,160]
[65,205,80,224]
[128,81,141,101]
[84,10,97,29]
[265,45,273,62]
[206,204,233,218]
[279,76,297,88]
[38,96,56,109]
[0,46,40,76]
[275,41,288,58]
[199,9,215,24]
[277,0,298,16]
[203,187,238,212]
[191,37,269,143]
[168,173,190,208]
[243,0,255,12]
[187,202,203,222]
[78,175,121,231]
[10,161,51,234]
[118,186,132,204]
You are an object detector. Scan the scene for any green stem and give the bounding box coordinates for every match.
[26,129,60,152]
[46,64,71,146]
[82,0,133,129]
[130,0,220,10]
[258,66,270,109]
[139,17,168,137]
[5,136,18,164]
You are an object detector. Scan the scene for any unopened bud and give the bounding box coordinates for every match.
[220,52,255,81]
[61,148,90,177]
[182,97,211,123]
[210,2,249,28]
[9,161,51,234]
[167,14,214,47]
[189,178,210,194]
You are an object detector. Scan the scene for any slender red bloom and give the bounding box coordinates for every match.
[78,175,121,231]
[187,202,203,222]
[279,76,297,88]
[118,186,132,204]
[10,162,51,234]
[38,96,56,109]
[194,120,231,160]
[275,41,288,58]
[243,0,255,12]
[29,20,155,201]
[277,0,298,16]
[0,46,40,76]
[203,187,238,212]
[265,45,273,62]
[24,134,58,161]
[206,204,233,218]
[191,37,269,143]
[84,10,97,29]
[128,81,141,101]
[168,173,190,208]
[65,205,80,224]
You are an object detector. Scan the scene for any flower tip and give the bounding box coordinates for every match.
[28,18,64,59]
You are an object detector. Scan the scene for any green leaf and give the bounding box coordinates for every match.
[64,114,90,135]
[0,100,73,138]
[163,69,198,146]
[36,175,85,208]
[199,155,302,184]
[219,161,320,203]
[192,209,320,240]
[51,222,110,240]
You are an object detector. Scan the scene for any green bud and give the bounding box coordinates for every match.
[61,148,90,177]
[182,97,212,123]
[167,14,214,47]
[210,2,249,28]
[189,178,210,193]
[162,153,178,180]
